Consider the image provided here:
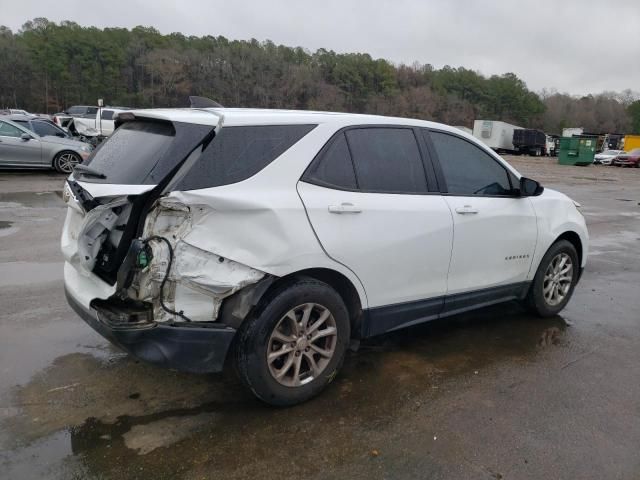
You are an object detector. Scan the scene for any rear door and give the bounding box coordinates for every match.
[298,126,453,334]
[0,120,42,166]
[424,129,537,312]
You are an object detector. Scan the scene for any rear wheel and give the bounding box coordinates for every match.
[526,240,579,317]
[234,278,350,406]
[53,151,80,174]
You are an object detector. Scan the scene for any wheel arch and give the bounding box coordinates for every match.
[555,230,583,267]
[267,268,365,338]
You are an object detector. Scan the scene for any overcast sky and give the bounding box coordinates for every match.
[2,0,639,95]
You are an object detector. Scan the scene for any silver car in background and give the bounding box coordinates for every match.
[0,116,92,173]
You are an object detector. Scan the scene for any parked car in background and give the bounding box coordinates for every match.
[69,106,131,138]
[0,117,92,173]
[53,105,100,128]
[612,148,640,167]
[4,113,71,139]
[0,108,31,116]
[62,108,588,406]
[594,149,623,165]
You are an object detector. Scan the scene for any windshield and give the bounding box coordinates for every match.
[80,119,213,184]
[602,150,619,155]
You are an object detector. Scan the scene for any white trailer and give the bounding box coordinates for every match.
[472,120,522,152]
[562,127,584,138]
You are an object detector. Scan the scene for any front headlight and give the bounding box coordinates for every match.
[80,145,92,153]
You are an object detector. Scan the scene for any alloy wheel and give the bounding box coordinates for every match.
[267,303,338,387]
[543,252,574,306]
[57,152,80,173]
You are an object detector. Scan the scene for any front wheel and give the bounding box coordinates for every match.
[234,278,350,406]
[526,240,579,317]
[53,151,81,174]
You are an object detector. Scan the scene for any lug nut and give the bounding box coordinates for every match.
[305,347,310,352]
[307,334,312,340]
[295,351,301,356]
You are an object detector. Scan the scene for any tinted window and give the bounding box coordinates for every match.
[83,120,176,184]
[428,131,513,196]
[345,128,427,193]
[0,121,23,137]
[176,124,316,191]
[305,133,357,189]
[32,121,65,137]
[86,107,98,115]
[101,110,114,120]
[67,106,85,115]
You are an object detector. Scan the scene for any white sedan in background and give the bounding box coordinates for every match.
[594,149,623,165]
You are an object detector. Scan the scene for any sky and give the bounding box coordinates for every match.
[2,0,639,96]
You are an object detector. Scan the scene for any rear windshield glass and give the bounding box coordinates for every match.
[79,120,212,185]
[174,124,316,191]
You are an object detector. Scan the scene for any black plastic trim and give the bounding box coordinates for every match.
[361,282,531,339]
[65,287,236,373]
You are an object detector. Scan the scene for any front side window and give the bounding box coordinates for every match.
[427,130,513,196]
[345,128,427,193]
[175,124,316,191]
[0,121,23,138]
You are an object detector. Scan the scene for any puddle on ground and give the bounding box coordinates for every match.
[0,191,64,209]
[0,220,19,238]
[0,262,63,287]
[2,304,569,479]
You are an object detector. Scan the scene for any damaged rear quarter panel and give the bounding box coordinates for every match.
[134,196,267,323]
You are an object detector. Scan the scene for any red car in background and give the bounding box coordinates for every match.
[613,148,640,167]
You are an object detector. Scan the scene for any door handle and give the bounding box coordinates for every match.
[455,205,478,214]
[328,203,362,214]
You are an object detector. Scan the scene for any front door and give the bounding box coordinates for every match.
[424,129,537,312]
[0,121,42,167]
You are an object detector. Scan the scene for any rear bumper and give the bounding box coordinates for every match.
[65,286,236,373]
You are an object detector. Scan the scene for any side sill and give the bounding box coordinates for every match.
[360,282,531,339]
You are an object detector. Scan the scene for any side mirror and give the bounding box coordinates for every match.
[20,133,32,141]
[519,177,543,197]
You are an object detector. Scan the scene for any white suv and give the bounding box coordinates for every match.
[62,108,588,405]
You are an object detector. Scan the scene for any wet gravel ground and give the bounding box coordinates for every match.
[0,159,639,479]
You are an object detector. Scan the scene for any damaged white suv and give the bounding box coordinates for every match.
[62,108,588,405]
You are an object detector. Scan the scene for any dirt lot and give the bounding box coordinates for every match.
[1,158,639,479]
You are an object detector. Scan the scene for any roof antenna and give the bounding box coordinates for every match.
[189,96,224,108]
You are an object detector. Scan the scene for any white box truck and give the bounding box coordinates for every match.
[473,120,522,152]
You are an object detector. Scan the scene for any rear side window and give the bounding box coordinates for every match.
[101,110,114,120]
[175,124,316,191]
[305,133,357,189]
[345,128,427,193]
[32,121,64,137]
[427,130,513,196]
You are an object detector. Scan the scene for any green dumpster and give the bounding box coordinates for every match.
[558,137,596,166]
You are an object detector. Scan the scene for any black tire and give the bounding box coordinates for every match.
[526,240,579,317]
[234,278,350,406]
[53,151,81,174]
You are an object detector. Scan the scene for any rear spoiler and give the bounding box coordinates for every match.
[113,108,224,131]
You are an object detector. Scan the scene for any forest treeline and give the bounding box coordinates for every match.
[1,18,639,134]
